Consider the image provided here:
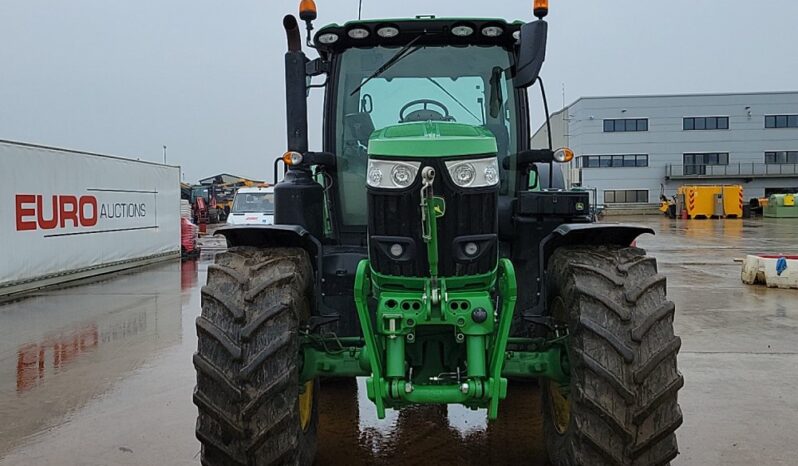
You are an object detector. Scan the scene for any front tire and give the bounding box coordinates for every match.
[194,247,318,465]
[542,246,683,466]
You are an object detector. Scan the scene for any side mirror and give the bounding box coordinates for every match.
[514,20,548,88]
[501,149,554,169]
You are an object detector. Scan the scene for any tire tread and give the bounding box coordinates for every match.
[543,245,683,466]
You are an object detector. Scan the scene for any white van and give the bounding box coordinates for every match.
[226,187,275,225]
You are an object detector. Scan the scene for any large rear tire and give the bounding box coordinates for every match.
[194,247,318,465]
[542,245,683,466]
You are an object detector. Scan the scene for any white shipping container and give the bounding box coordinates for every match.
[0,140,180,296]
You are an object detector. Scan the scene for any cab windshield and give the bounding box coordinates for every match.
[333,45,519,227]
[231,192,274,213]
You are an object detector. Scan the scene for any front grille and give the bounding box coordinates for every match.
[367,159,498,278]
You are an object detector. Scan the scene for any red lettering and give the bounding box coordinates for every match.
[59,195,79,228]
[36,195,59,230]
[79,196,98,227]
[15,194,37,231]
[17,194,101,230]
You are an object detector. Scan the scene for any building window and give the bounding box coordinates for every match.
[684,152,729,175]
[579,154,648,168]
[604,190,649,204]
[765,115,798,128]
[683,116,729,130]
[765,151,798,164]
[603,118,648,132]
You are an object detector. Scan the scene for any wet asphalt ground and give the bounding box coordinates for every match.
[1,216,796,465]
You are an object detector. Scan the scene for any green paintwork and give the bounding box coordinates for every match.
[300,335,568,383]
[298,142,569,420]
[487,258,517,418]
[503,347,568,382]
[368,121,498,158]
[346,256,521,418]
[300,338,370,381]
[421,189,440,283]
[370,267,496,291]
[353,260,386,418]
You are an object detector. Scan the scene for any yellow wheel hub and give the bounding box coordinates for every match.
[549,381,571,434]
[548,295,571,434]
[298,380,314,432]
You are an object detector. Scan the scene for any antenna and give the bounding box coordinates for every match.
[358,0,363,20]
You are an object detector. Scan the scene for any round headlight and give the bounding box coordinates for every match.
[451,25,474,37]
[391,165,413,187]
[464,242,479,256]
[347,28,370,39]
[452,163,476,186]
[484,165,498,185]
[512,30,521,41]
[317,33,339,44]
[481,26,503,37]
[390,243,404,257]
[368,167,383,186]
[377,26,399,38]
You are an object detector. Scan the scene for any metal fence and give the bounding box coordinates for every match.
[667,163,798,178]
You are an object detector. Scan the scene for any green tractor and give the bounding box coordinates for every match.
[193,1,683,464]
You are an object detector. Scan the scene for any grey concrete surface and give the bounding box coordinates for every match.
[0,217,796,465]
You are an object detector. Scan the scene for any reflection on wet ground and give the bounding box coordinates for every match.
[317,378,549,465]
[0,217,797,465]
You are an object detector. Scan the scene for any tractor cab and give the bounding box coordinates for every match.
[311,17,539,240]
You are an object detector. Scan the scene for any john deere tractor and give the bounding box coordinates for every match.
[193,1,683,464]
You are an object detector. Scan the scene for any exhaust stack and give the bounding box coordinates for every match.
[283,15,308,155]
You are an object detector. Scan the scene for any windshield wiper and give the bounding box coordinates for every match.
[425,77,482,124]
[350,35,424,96]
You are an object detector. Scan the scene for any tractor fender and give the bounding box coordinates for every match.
[216,224,325,312]
[540,223,654,269]
[525,223,654,319]
[217,224,320,255]
[217,224,322,272]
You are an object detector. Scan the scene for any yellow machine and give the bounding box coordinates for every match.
[677,185,743,219]
[659,184,677,217]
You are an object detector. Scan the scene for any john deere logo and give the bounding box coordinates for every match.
[575,202,585,211]
[432,196,446,217]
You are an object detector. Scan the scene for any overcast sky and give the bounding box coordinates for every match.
[1,0,796,183]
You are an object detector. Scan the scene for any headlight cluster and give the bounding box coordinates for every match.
[445,157,499,188]
[367,160,421,189]
[367,157,500,189]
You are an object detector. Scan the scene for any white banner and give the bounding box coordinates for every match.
[0,141,180,290]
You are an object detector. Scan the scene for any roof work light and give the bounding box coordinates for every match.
[534,0,549,19]
[299,0,317,21]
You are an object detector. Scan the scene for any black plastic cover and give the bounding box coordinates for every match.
[516,191,589,217]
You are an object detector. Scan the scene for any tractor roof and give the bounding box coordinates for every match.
[313,17,524,54]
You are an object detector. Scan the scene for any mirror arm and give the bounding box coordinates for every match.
[304,151,337,168]
[305,58,330,77]
[501,149,554,170]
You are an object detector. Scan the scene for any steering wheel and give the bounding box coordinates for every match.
[399,99,453,123]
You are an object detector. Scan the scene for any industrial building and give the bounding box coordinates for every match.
[532,91,798,207]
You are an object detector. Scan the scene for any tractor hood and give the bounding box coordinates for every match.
[368,121,498,158]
